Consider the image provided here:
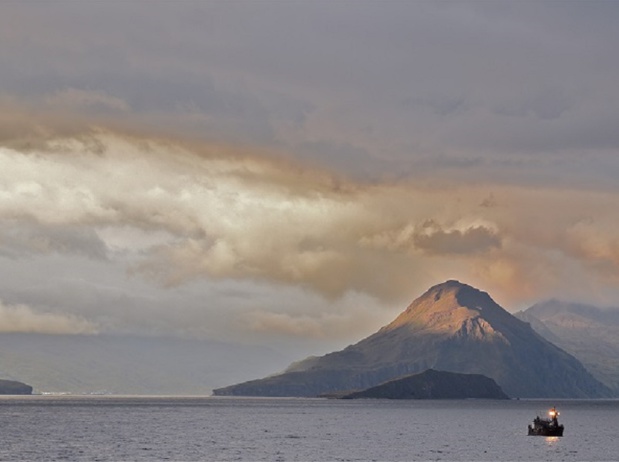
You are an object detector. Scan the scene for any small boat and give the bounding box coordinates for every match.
[528,407,564,436]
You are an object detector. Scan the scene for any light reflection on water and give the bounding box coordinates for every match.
[545,436,560,446]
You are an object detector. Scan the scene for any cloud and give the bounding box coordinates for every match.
[563,219,619,279]
[0,221,108,259]
[412,220,501,255]
[45,88,130,113]
[0,299,98,335]
[2,129,619,311]
[1,1,619,353]
[243,290,391,341]
[246,311,325,338]
[3,2,619,186]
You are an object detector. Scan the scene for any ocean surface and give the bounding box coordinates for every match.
[0,396,618,461]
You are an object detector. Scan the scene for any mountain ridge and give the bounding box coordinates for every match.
[517,300,619,393]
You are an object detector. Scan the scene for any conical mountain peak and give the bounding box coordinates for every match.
[383,280,511,335]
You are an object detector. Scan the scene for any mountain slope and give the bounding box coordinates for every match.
[214,280,611,398]
[517,300,619,392]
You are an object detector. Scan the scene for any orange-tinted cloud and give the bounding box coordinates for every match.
[0,299,98,334]
[2,127,619,314]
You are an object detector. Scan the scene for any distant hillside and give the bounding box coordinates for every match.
[215,280,611,398]
[0,379,32,395]
[0,333,294,394]
[341,369,508,400]
[517,300,619,393]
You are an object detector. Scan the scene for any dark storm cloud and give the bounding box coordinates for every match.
[2,1,619,182]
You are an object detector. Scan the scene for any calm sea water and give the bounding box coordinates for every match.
[0,396,618,461]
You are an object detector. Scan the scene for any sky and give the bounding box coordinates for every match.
[2,1,619,353]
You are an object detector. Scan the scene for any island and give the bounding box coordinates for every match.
[338,369,509,400]
[0,379,33,395]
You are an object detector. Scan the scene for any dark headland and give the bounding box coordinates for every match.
[0,379,32,395]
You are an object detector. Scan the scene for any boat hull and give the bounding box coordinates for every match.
[528,424,564,437]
